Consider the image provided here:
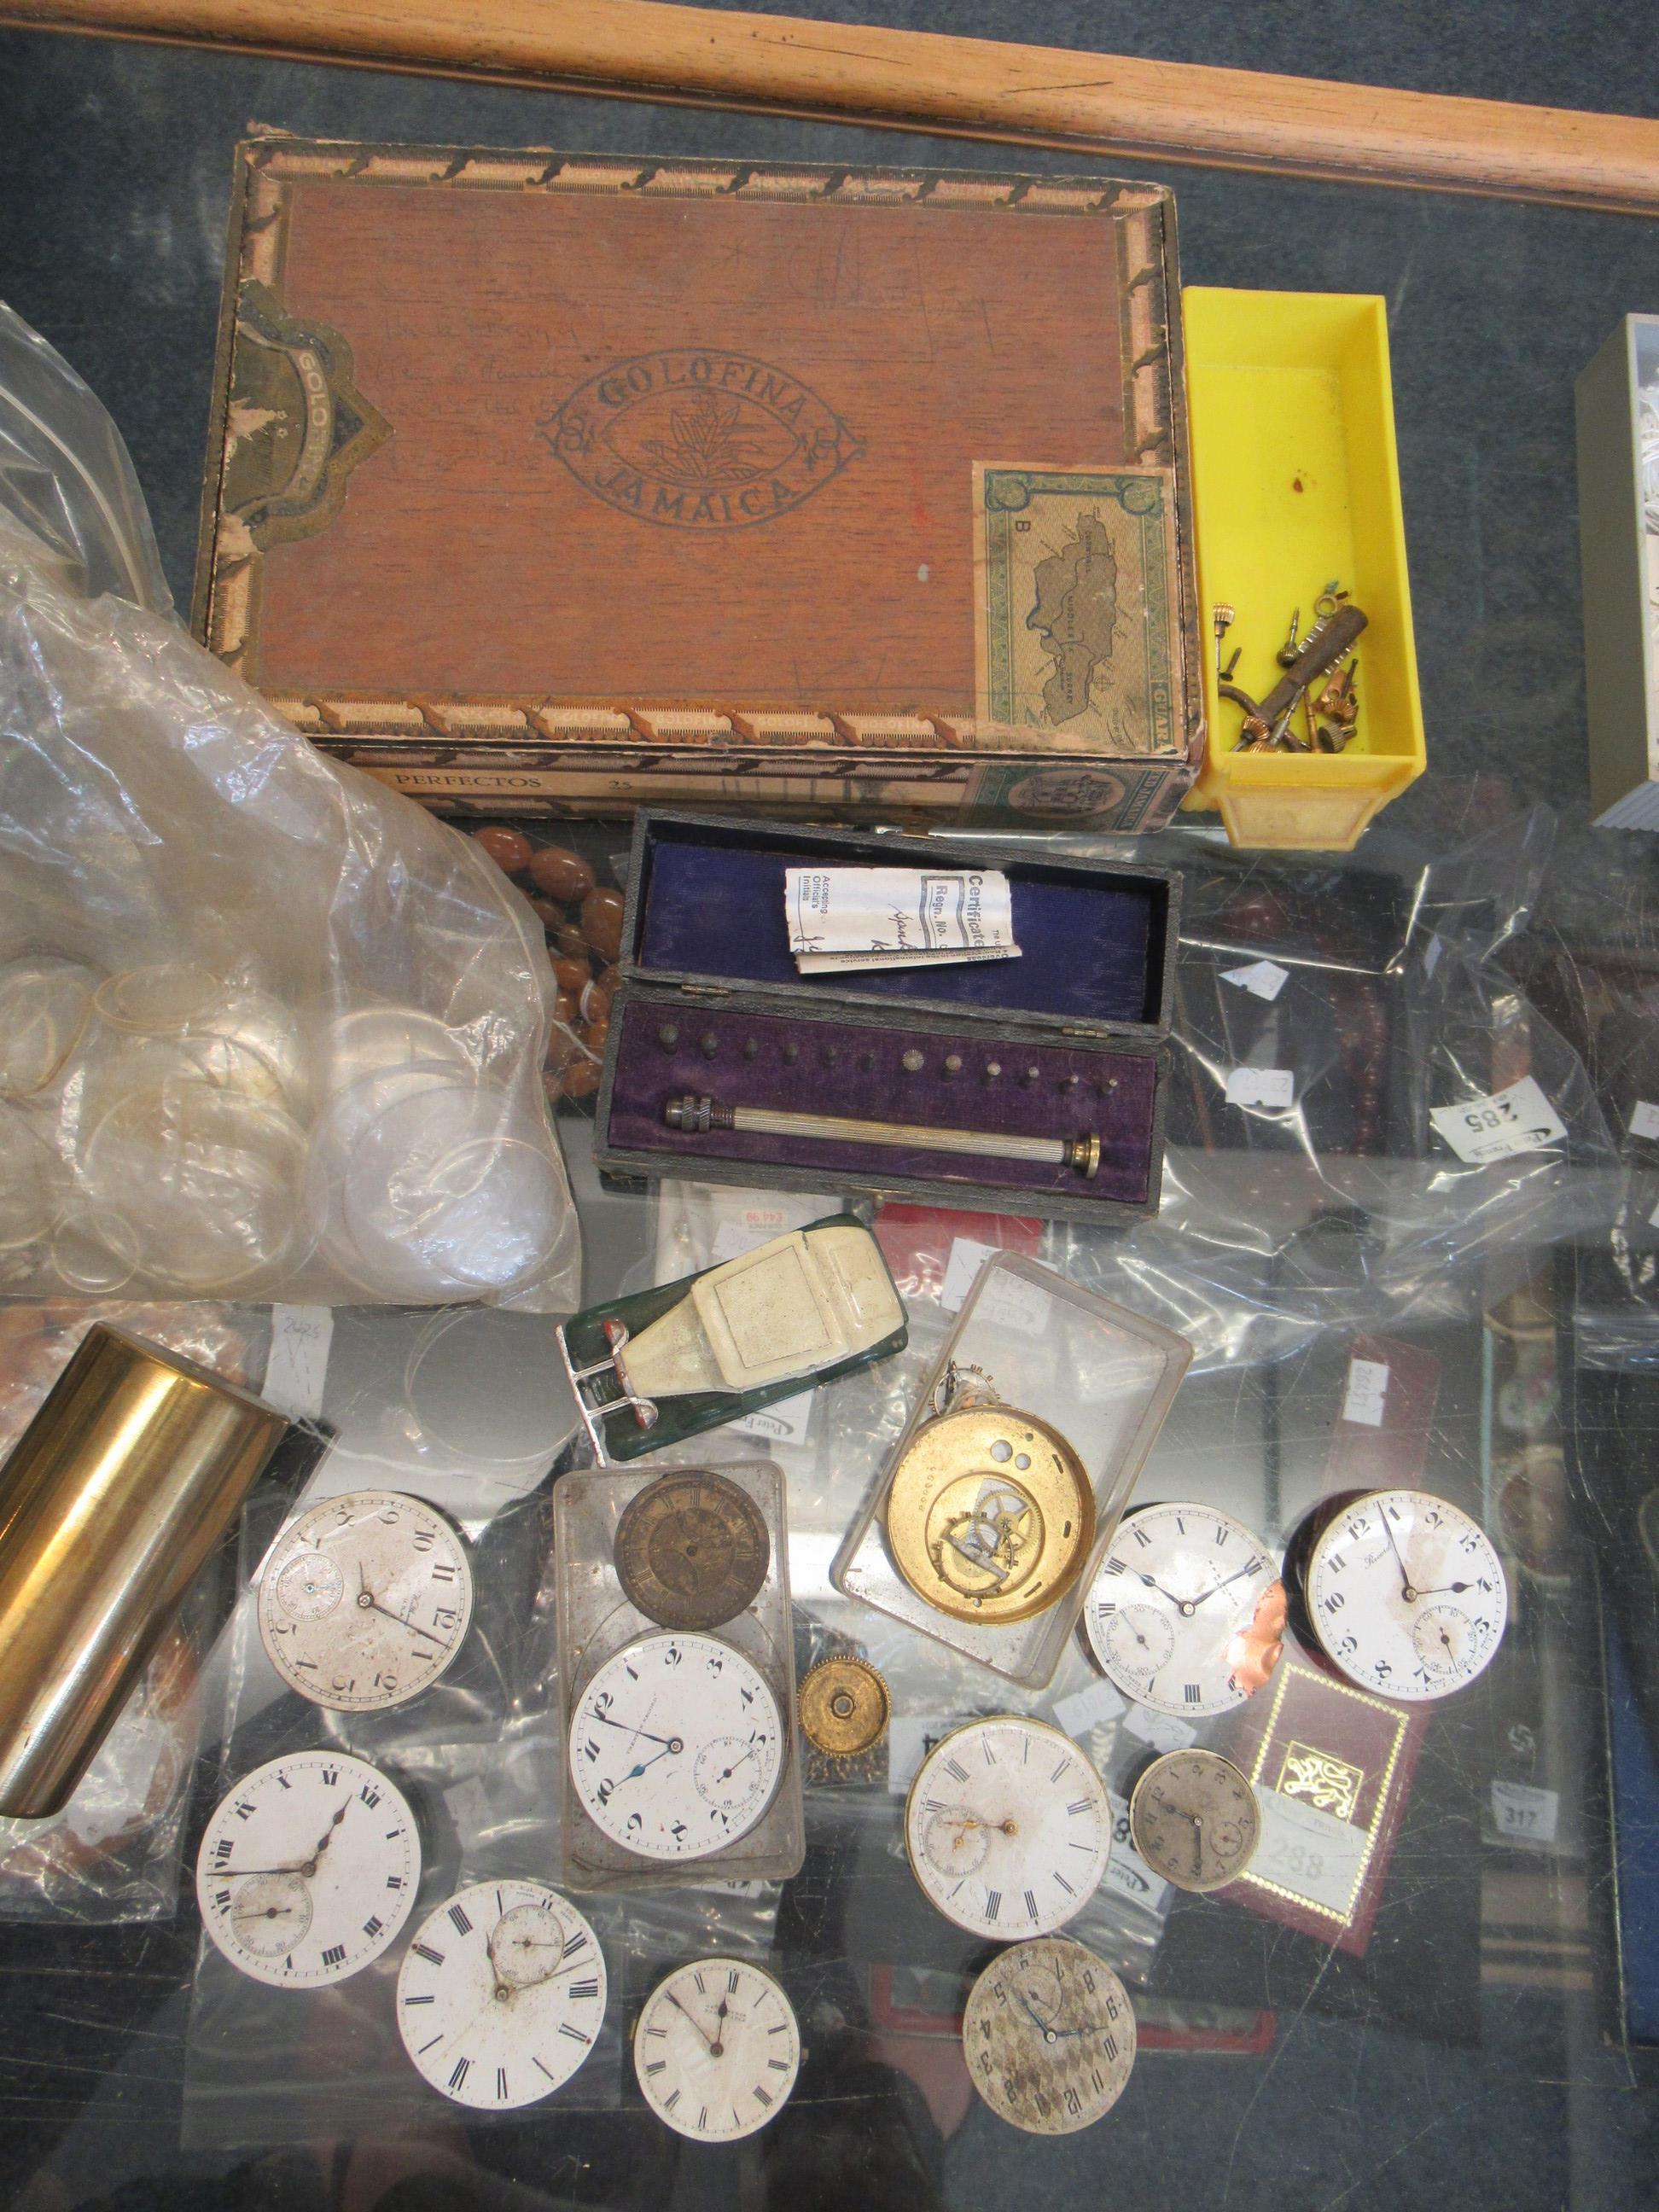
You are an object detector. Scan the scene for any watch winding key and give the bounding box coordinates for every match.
[1126,1749,1261,1893]
[963,1937,1135,2134]
[886,1406,1095,1625]
[614,1470,771,1633]
[258,1487,474,1712]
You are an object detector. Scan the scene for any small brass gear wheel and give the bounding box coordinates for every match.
[798,1656,891,1758]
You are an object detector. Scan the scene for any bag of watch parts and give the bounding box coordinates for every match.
[0,308,579,1308]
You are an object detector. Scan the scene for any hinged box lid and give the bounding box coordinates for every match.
[614,810,1179,1045]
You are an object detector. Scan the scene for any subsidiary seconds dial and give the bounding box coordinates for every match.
[259,1488,474,1711]
[568,1633,783,1861]
[905,1715,1110,1939]
[1085,1503,1284,1718]
[397,1879,607,2109]
[1302,1489,1508,1700]
[195,1751,420,1986]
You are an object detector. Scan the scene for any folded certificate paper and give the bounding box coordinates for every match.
[785,867,1020,975]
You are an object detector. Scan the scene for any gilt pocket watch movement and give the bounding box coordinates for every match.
[396,1878,607,2109]
[1292,1487,1508,1700]
[886,1406,1095,1626]
[258,1487,474,1712]
[633,1956,801,2141]
[1085,1502,1284,1717]
[196,1749,420,1986]
[1126,1748,1260,1892]
[904,1714,1110,1938]
[963,1937,1135,2134]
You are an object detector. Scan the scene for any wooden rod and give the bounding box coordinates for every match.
[7,0,1659,217]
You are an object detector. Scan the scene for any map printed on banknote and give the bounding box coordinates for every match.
[974,463,1182,754]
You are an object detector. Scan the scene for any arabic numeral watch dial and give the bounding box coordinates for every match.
[1301,1488,1508,1701]
[904,1714,1110,1938]
[963,1936,1135,2135]
[196,1750,420,1987]
[396,1879,607,2110]
[1085,1502,1285,1717]
[568,1632,784,1860]
[258,1487,474,1712]
[633,1957,801,2142]
[1127,1749,1261,1894]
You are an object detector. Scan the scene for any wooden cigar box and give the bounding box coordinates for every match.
[591,811,1179,1225]
[195,136,1202,833]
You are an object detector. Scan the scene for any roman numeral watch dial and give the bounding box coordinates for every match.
[568,1632,784,1861]
[195,1751,420,1987]
[633,1958,801,2142]
[396,1880,607,2110]
[257,1488,474,1712]
[1085,1503,1284,1718]
[963,1936,1135,2135]
[904,1715,1110,1939]
[1302,1488,1508,1701]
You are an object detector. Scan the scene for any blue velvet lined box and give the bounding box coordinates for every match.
[593,812,1179,1223]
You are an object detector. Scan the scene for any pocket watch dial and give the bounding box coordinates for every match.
[904,1716,1109,1938]
[614,1470,771,1633]
[1126,1749,1261,1893]
[633,1957,800,2142]
[258,1488,474,1712]
[568,1632,784,1860]
[963,1937,1135,2135]
[1304,1488,1507,1701]
[195,1750,420,1987]
[1085,1503,1284,1717]
[396,1879,607,2110]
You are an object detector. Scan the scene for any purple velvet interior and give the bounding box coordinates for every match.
[636,830,1163,1025]
[607,1002,1157,1203]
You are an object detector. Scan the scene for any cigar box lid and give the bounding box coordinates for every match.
[613,810,1179,1045]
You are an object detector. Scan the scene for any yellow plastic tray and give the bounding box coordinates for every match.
[1181,288,1425,850]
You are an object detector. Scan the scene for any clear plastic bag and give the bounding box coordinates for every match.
[0,308,579,1310]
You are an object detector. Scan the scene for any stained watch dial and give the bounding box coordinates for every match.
[1304,1488,1507,1701]
[568,1632,784,1861]
[904,1715,1109,1938]
[633,1957,800,2142]
[1085,1503,1284,1717]
[258,1487,474,1711]
[1126,1749,1260,1893]
[963,1937,1135,2134]
[396,1879,607,2109]
[195,1750,420,1986]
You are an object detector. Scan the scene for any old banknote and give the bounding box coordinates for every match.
[974,463,1182,754]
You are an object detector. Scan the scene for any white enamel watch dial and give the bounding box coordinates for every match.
[963,1937,1135,2134]
[904,1715,1109,1939]
[1304,1488,1508,1701]
[568,1632,784,1861]
[196,1750,420,1986]
[258,1488,474,1712]
[634,1957,800,2141]
[396,1879,607,2109]
[1085,1503,1282,1717]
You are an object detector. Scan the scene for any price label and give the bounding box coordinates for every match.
[1220,959,1289,1003]
[1250,1784,1370,1920]
[1103,1790,1172,1916]
[974,1267,1050,1338]
[1489,1779,1559,1848]
[1630,1100,1659,1143]
[886,1715,958,1794]
[1341,1358,1390,1429]
[263,1305,334,1420]
[940,1237,998,1314]
[1225,1066,1295,1110]
[733,1388,814,1447]
[711,1211,794,1263]
[1429,1075,1566,1164]
[1051,1676,1127,1739]
[1121,1705,1196,1755]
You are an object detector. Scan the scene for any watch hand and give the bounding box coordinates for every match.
[1192,1561,1263,1607]
[1137,1574,1189,1607]
[591,1711,679,1750]
[1191,1815,1205,1877]
[610,1742,677,1790]
[1376,1508,1416,1600]
[218,1863,306,1880]
[1412,1581,1475,1598]
[717,1745,758,1783]
[666,1988,720,2056]
[1019,1993,1058,2043]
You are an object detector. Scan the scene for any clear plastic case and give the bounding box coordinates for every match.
[832,1254,1191,1690]
[555,1462,805,1892]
